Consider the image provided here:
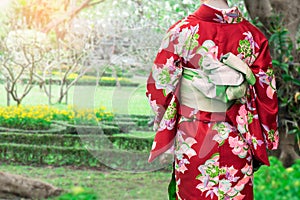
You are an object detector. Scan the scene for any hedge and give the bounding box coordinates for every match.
[0,143,157,170]
[53,121,120,135]
[110,132,153,151]
[0,123,66,134]
[101,121,140,133]
[0,132,82,147]
[0,132,154,150]
[0,142,102,166]
[114,114,152,120]
[0,76,139,87]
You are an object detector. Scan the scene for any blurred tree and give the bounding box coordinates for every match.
[0,0,106,105]
[0,29,48,105]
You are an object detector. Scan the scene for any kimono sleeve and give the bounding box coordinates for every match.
[250,39,279,150]
[146,29,183,131]
[146,25,184,162]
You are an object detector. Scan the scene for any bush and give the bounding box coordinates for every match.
[0,105,52,130]
[0,105,114,130]
[0,131,154,166]
[69,75,139,87]
[56,187,98,200]
[254,157,300,200]
[110,131,154,151]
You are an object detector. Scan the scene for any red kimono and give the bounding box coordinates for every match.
[146,4,279,200]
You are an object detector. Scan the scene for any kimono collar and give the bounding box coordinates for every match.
[192,4,243,24]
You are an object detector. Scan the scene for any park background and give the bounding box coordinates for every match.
[0,0,299,199]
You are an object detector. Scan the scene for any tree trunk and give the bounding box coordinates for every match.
[0,171,62,199]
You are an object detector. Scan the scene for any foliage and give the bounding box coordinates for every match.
[254,157,300,200]
[268,15,300,146]
[56,187,98,200]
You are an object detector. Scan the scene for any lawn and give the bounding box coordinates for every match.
[0,157,299,200]
[0,163,171,200]
[0,76,152,116]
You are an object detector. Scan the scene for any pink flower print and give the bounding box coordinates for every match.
[170,27,181,42]
[189,108,199,118]
[238,105,248,116]
[225,166,240,182]
[205,187,219,199]
[229,136,248,158]
[149,96,159,114]
[163,57,177,72]
[236,118,247,128]
[177,158,190,174]
[185,137,198,146]
[177,137,197,159]
[233,194,246,200]
[207,45,219,60]
[235,176,251,189]
[243,31,259,52]
[196,154,220,194]
[251,136,264,150]
[158,118,176,131]
[262,124,279,149]
[266,78,276,99]
[236,105,248,127]
[272,130,279,150]
[256,69,270,87]
[244,132,252,144]
[219,179,232,194]
[241,163,253,176]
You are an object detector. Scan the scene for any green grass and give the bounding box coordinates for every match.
[0,164,170,200]
[113,131,155,138]
[0,157,299,199]
[0,80,152,115]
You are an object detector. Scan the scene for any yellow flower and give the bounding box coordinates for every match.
[286,167,294,173]
[71,186,85,195]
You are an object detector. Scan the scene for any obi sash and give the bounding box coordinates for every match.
[180,52,255,110]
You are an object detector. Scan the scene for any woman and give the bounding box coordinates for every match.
[146,0,279,199]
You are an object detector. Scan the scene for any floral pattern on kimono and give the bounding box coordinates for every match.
[146,4,279,200]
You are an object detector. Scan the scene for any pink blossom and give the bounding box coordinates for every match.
[236,116,248,126]
[266,78,276,99]
[236,176,250,188]
[207,45,219,60]
[241,163,253,175]
[164,57,176,72]
[225,166,240,182]
[233,194,246,200]
[229,136,248,158]
[238,105,248,116]
[236,105,248,126]
[272,131,279,149]
[178,159,189,173]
